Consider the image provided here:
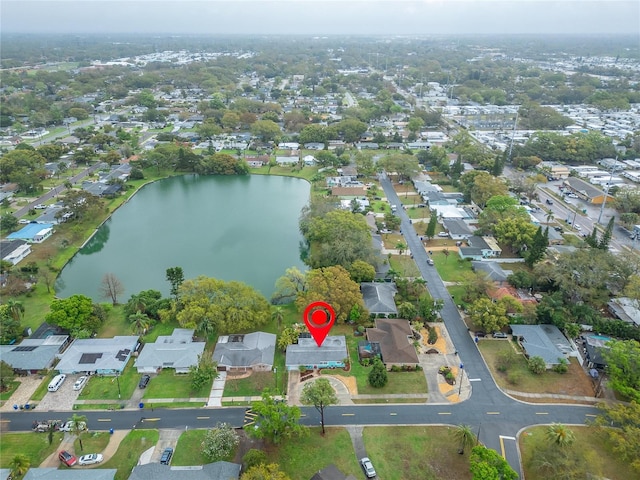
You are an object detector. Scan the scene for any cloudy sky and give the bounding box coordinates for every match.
[2,0,638,35]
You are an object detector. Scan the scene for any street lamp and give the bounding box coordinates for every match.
[115,371,121,399]
[458,363,464,395]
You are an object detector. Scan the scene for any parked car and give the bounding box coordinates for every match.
[546,199,553,205]
[59,420,87,432]
[59,450,77,467]
[32,420,61,433]
[427,258,434,265]
[73,376,88,391]
[438,232,449,237]
[34,204,47,209]
[574,224,582,231]
[493,332,508,339]
[138,374,151,389]
[360,457,376,478]
[554,226,564,232]
[474,331,486,338]
[78,453,103,466]
[160,447,174,465]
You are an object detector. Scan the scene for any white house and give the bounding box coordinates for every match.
[135,329,205,374]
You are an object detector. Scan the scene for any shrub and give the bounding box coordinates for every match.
[507,371,522,385]
[390,365,401,372]
[368,357,388,388]
[553,358,569,374]
[528,356,546,375]
[360,358,370,367]
[416,365,423,371]
[427,326,438,344]
[445,371,456,384]
[496,349,517,373]
[201,423,239,462]
[242,449,267,470]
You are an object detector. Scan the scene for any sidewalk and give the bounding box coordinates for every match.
[503,389,603,403]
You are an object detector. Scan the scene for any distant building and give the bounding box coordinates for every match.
[7,223,54,243]
[0,239,31,265]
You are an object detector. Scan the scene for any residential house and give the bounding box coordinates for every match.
[304,142,325,150]
[510,324,573,368]
[361,282,398,316]
[7,223,54,243]
[340,198,369,212]
[56,336,139,375]
[458,235,502,260]
[471,261,512,285]
[275,155,299,165]
[582,333,611,369]
[285,336,347,371]
[0,334,69,374]
[331,186,367,197]
[365,319,419,369]
[607,297,640,327]
[128,461,241,480]
[245,155,269,168]
[212,332,276,372]
[24,468,117,480]
[0,239,31,265]
[443,218,475,240]
[135,329,205,374]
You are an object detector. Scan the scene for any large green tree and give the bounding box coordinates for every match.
[45,294,102,337]
[201,423,239,462]
[248,389,306,444]
[176,276,271,335]
[295,265,366,324]
[469,445,518,480]
[0,304,22,344]
[300,378,338,435]
[468,297,510,334]
[271,266,307,304]
[603,339,640,402]
[594,401,640,473]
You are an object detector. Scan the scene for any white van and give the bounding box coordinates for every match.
[48,374,66,392]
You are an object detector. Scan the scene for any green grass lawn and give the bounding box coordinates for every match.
[389,254,421,277]
[224,372,275,397]
[29,372,54,402]
[364,426,473,480]
[321,326,427,396]
[74,431,110,455]
[78,359,138,400]
[172,430,210,466]
[142,369,212,399]
[433,254,472,282]
[141,321,180,343]
[520,425,636,480]
[0,381,20,401]
[0,432,64,468]
[447,285,469,310]
[99,429,159,480]
[267,427,360,478]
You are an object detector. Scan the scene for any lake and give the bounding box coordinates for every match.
[55,174,310,301]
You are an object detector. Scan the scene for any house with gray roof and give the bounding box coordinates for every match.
[0,239,31,266]
[361,282,398,316]
[458,236,502,260]
[135,329,204,374]
[56,336,139,375]
[128,461,241,480]
[510,324,573,368]
[443,218,475,240]
[471,261,512,285]
[212,332,276,372]
[286,336,347,371]
[24,468,117,480]
[0,334,69,374]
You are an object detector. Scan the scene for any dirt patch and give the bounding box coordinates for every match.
[329,375,358,395]
[233,429,264,465]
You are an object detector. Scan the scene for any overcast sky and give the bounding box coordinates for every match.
[2,0,639,35]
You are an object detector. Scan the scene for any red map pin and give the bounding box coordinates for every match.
[303,301,336,347]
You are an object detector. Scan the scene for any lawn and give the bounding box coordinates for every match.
[433,253,472,282]
[172,429,237,466]
[141,321,181,343]
[364,426,473,480]
[266,427,360,478]
[98,304,127,338]
[389,254,421,277]
[99,429,159,480]
[520,425,636,480]
[224,372,275,397]
[29,371,55,402]
[478,340,596,397]
[0,432,64,468]
[321,325,427,396]
[0,381,20,401]
[142,369,212,399]
[78,359,139,400]
[74,431,110,454]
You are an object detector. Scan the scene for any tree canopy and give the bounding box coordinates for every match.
[603,339,640,402]
[248,389,306,444]
[45,294,102,337]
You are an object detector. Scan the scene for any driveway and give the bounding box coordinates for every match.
[36,374,83,412]
[0,376,43,412]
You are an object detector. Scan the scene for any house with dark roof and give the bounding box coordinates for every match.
[458,235,501,260]
[56,336,139,375]
[128,461,241,480]
[361,282,398,316]
[285,336,347,371]
[510,324,574,368]
[0,239,31,266]
[607,297,640,327]
[0,335,69,374]
[135,329,205,374]
[563,177,609,204]
[365,319,419,369]
[212,332,276,372]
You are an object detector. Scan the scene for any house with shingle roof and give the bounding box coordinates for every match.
[361,282,398,316]
[443,218,475,240]
[0,239,31,265]
[212,332,276,372]
[128,461,241,480]
[471,261,512,285]
[510,324,573,368]
[56,336,139,375]
[0,334,69,374]
[285,336,347,371]
[135,329,204,374]
[365,319,419,368]
[24,468,117,480]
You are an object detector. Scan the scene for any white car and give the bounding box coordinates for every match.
[438,232,449,237]
[78,453,103,466]
[59,420,87,432]
[574,224,582,231]
[73,376,88,391]
[360,457,376,478]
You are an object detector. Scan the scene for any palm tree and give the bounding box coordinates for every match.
[6,299,24,322]
[271,306,285,331]
[70,413,88,451]
[129,310,150,335]
[453,424,476,455]
[442,248,450,262]
[10,453,30,478]
[395,241,407,256]
[546,423,575,447]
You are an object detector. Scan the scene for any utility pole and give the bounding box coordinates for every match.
[597,157,616,225]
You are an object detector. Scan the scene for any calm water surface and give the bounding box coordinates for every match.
[55,174,309,300]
